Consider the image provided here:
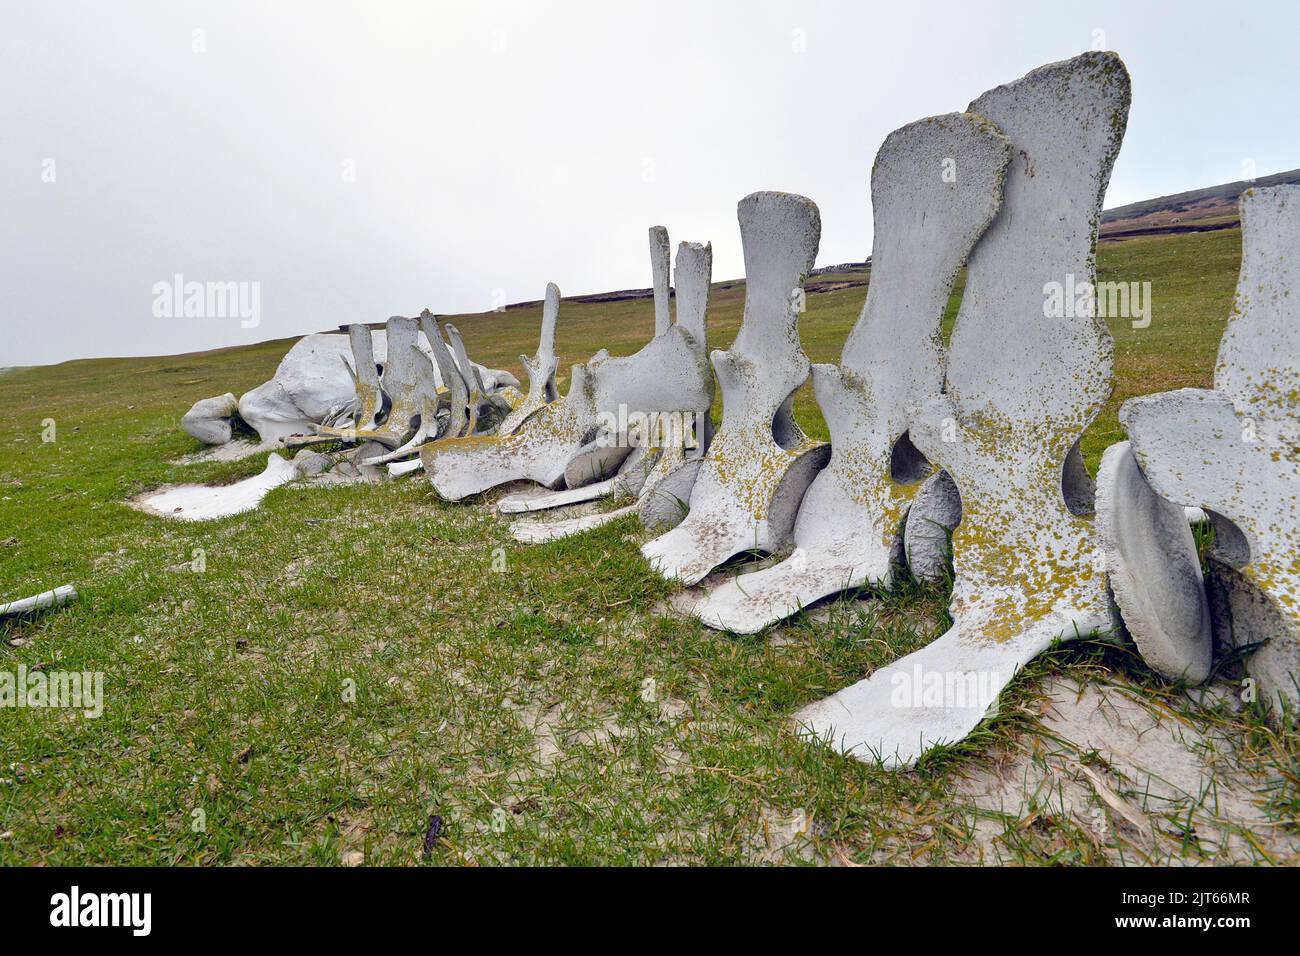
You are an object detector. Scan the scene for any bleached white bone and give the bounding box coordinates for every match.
[1095,440,1212,682]
[903,470,962,583]
[511,505,639,545]
[795,52,1132,768]
[236,335,362,442]
[501,445,652,515]
[650,225,672,336]
[358,344,446,466]
[493,431,694,541]
[637,452,703,531]
[498,283,561,435]
[502,477,619,514]
[1117,185,1300,713]
[0,584,78,617]
[214,326,513,447]
[135,453,302,522]
[498,446,654,514]
[641,191,829,586]
[422,368,593,496]
[686,115,1011,631]
[388,456,426,478]
[314,317,429,448]
[429,318,470,438]
[336,324,383,433]
[349,323,383,428]
[272,328,392,448]
[444,322,485,394]
[563,438,634,489]
[491,242,713,541]
[181,393,240,445]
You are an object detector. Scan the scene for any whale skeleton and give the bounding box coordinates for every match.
[170,50,1296,757]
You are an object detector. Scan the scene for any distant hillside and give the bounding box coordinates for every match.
[1099,167,1300,240]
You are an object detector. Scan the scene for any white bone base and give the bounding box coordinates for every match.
[794,605,1112,769]
[135,454,299,522]
[1096,440,1212,683]
[510,505,637,544]
[641,441,829,585]
[499,478,617,514]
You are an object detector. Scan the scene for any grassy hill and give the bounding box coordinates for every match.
[1,225,1295,866]
[1099,167,1300,238]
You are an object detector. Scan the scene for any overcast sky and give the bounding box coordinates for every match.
[3,0,1297,367]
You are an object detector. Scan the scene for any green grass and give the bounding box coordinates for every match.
[1,227,1295,865]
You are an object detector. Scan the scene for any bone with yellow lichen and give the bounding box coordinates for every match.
[686,114,1012,633]
[1115,185,1300,718]
[304,310,520,468]
[505,414,708,543]
[794,52,1132,768]
[314,316,428,448]
[498,282,561,436]
[357,312,469,466]
[641,192,830,586]
[499,241,714,541]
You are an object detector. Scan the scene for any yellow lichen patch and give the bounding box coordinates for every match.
[928,407,1109,645]
[702,424,825,521]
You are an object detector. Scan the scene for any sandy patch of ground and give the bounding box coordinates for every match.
[954,677,1298,864]
[751,804,818,863]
